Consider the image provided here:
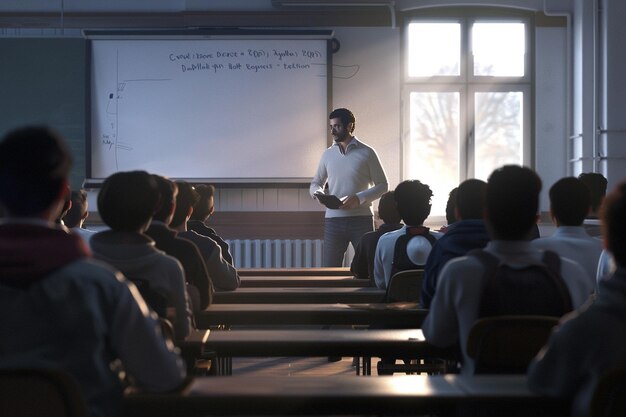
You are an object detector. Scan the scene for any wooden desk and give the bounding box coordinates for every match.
[213,287,386,304]
[123,374,569,416]
[239,267,351,276]
[201,328,453,375]
[240,276,370,287]
[195,302,427,327]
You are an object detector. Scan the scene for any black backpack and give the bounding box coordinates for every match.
[469,249,573,318]
[390,226,437,277]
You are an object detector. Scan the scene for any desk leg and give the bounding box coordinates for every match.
[364,356,371,376]
[216,357,233,376]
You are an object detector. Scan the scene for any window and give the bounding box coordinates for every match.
[403,13,532,216]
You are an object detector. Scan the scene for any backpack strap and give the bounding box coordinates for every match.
[540,250,573,313]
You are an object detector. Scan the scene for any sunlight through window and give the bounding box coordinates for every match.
[408,23,460,77]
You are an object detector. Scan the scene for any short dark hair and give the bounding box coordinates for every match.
[0,126,71,216]
[329,108,356,133]
[98,171,159,232]
[578,172,608,213]
[377,191,401,224]
[456,179,487,220]
[445,188,458,225]
[549,177,590,226]
[171,181,200,228]
[602,182,626,267]
[63,190,88,228]
[394,180,433,226]
[486,165,542,240]
[152,175,178,223]
[190,184,216,221]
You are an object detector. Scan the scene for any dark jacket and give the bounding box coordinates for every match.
[422,219,489,308]
[145,221,214,309]
[350,223,403,286]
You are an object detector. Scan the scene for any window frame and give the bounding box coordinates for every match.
[402,8,535,212]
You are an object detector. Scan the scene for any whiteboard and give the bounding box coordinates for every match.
[88,36,330,181]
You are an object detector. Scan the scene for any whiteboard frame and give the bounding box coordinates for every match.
[84,29,333,185]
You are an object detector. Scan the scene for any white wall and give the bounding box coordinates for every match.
[535,26,568,210]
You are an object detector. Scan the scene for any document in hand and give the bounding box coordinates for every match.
[314,192,343,209]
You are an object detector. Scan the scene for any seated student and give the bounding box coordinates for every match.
[528,180,626,417]
[90,171,193,340]
[421,179,490,308]
[171,181,240,291]
[531,177,602,285]
[55,190,72,228]
[373,180,441,290]
[438,187,458,233]
[63,189,97,246]
[350,191,402,286]
[0,127,185,417]
[422,165,594,375]
[579,172,608,237]
[146,175,214,311]
[189,184,233,265]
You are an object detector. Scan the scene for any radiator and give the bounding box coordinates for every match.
[226,239,354,268]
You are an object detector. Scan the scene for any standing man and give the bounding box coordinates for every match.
[310,108,388,267]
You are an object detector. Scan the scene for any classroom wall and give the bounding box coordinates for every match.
[0,4,576,221]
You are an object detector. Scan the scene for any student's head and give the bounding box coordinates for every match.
[445,187,458,225]
[190,184,215,221]
[329,108,356,134]
[377,191,401,224]
[152,175,178,224]
[98,171,159,232]
[394,180,433,226]
[0,126,72,218]
[549,177,590,226]
[601,182,626,267]
[578,172,608,214]
[456,179,487,220]
[57,191,73,224]
[171,181,200,228]
[485,165,541,240]
[64,190,89,228]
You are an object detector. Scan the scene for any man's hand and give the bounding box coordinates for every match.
[340,195,360,209]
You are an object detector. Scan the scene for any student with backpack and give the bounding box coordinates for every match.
[373,180,441,290]
[422,165,594,374]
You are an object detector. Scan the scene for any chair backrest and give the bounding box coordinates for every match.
[0,368,89,417]
[128,277,169,318]
[385,269,423,302]
[467,315,559,374]
[590,366,626,417]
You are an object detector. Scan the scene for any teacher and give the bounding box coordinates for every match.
[310,108,388,267]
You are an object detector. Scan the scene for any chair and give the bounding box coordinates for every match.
[467,315,559,374]
[590,366,626,417]
[0,368,89,417]
[385,269,423,302]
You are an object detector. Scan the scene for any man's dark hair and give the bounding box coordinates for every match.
[578,172,608,213]
[171,181,200,228]
[64,190,88,228]
[98,171,159,232]
[378,191,401,224]
[0,126,72,216]
[456,179,487,220]
[549,177,590,226]
[445,187,458,225]
[394,180,433,226]
[602,182,626,267]
[152,175,178,223]
[329,108,356,133]
[190,184,216,221]
[486,165,542,240]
